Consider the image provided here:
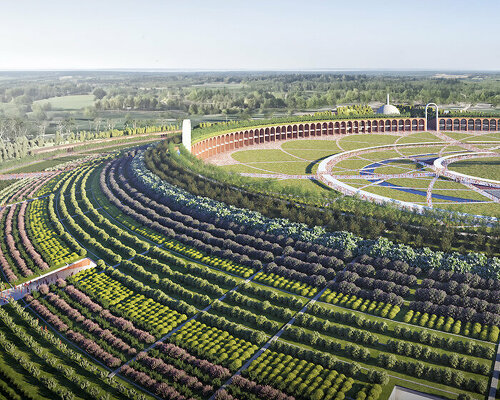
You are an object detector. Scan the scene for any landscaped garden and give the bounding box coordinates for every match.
[0,129,498,400]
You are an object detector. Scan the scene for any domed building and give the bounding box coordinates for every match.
[377,94,400,115]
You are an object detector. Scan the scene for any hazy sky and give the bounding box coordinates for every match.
[0,0,498,71]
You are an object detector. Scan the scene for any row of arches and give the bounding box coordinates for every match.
[192,118,426,159]
[438,118,499,132]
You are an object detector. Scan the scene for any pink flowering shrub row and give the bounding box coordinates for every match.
[66,330,121,368]
[157,342,231,380]
[120,364,190,400]
[27,293,121,368]
[136,352,213,396]
[26,295,68,332]
[5,205,32,277]
[7,176,44,203]
[65,285,155,343]
[18,202,49,271]
[45,292,137,356]
[215,390,238,400]
[27,173,58,198]
[0,209,18,282]
[231,375,295,400]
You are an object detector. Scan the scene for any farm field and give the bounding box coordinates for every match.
[33,94,95,110]
[0,131,498,400]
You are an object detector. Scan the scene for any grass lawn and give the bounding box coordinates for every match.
[432,179,471,190]
[338,134,399,150]
[334,158,372,171]
[7,155,81,173]
[231,149,299,163]
[397,131,441,143]
[360,150,406,162]
[432,189,491,201]
[219,164,275,174]
[437,202,500,217]
[448,157,500,180]
[384,177,433,188]
[443,132,474,141]
[243,161,312,174]
[397,146,442,156]
[33,94,95,110]
[282,139,342,151]
[465,132,500,141]
[361,185,427,203]
[283,148,340,160]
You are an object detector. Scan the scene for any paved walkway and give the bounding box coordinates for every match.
[488,339,500,400]
[0,171,56,180]
[0,258,95,304]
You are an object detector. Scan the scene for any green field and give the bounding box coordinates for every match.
[231,149,300,163]
[448,156,500,180]
[338,134,399,150]
[282,139,342,151]
[33,94,95,110]
[361,185,428,203]
[284,148,340,160]
[396,131,441,143]
[220,163,276,174]
[7,155,81,173]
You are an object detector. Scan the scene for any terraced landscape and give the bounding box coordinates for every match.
[0,128,498,400]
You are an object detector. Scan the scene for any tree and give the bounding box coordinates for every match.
[93,88,107,100]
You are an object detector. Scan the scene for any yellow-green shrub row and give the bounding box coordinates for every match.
[321,290,401,320]
[253,271,318,297]
[74,268,187,336]
[162,239,255,278]
[169,319,259,370]
[246,350,355,400]
[27,198,79,267]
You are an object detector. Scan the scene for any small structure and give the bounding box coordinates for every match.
[182,119,192,153]
[377,94,400,115]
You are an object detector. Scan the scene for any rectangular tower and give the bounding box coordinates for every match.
[182,119,191,153]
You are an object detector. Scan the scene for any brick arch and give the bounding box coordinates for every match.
[304,123,310,137]
[192,117,428,158]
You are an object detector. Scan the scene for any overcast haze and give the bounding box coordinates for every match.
[0,0,499,71]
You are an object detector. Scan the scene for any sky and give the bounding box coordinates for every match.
[0,0,499,71]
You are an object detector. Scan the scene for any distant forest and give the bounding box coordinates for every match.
[0,71,499,140]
